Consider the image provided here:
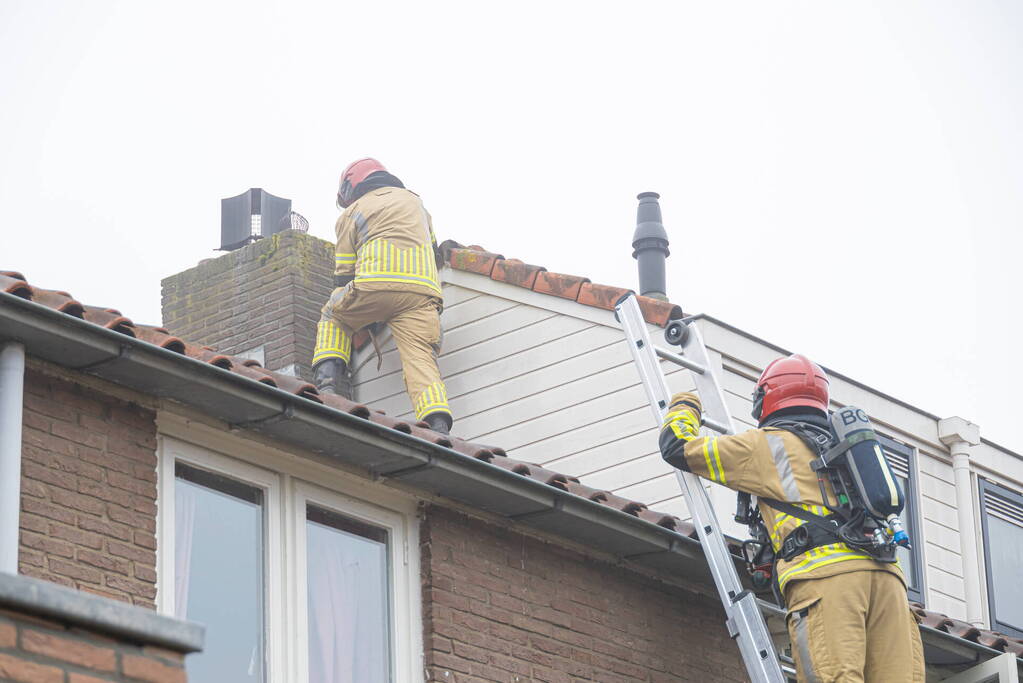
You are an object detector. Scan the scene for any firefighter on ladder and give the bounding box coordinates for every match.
[659,354,924,683]
[312,158,453,435]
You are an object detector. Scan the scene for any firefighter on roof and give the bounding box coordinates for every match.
[659,354,924,682]
[312,158,452,435]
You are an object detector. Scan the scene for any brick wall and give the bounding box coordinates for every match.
[0,606,185,683]
[421,505,747,683]
[160,230,334,381]
[19,367,158,608]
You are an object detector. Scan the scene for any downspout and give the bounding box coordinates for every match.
[938,416,983,627]
[0,343,25,574]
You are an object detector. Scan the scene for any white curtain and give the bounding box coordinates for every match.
[174,483,198,620]
[307,536,362,683]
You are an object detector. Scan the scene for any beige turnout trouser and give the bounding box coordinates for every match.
[314,285,449,421]
[785,570,924,683]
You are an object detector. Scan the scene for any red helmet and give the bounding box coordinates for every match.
[337,158,387,209]
[751,354,829,422]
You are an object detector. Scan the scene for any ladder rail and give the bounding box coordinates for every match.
[615,294,785,683]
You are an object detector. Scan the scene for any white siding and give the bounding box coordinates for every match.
[351,270,1023,627]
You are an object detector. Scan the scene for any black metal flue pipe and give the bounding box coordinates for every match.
[632,192,670,301]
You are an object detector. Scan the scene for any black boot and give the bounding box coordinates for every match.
[423,412,452,435]
[312,359,353,400]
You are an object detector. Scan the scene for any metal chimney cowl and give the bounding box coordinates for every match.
[632,191,670,301]
[220,188,293,251]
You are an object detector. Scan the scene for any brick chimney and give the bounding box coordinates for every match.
[161,230,335,381]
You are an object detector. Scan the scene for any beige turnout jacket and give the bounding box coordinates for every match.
[334,187,441,298]
[663,392,904,595]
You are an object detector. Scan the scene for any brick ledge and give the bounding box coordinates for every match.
[0,573,203,653]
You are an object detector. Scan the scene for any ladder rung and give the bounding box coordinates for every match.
[616,293,784,683]
[646,346,730,435]
[655,346,707,374]
[703,416,731,435]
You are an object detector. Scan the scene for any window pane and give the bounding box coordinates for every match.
[987,515,1023,631]
[894,474,916,591]
[306,505,391,683]
[175,464,265,682]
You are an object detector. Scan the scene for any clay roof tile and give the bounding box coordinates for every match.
[491,259,546,290]
[26,287,85,318]
[317,393,372,419]
[441,243,686,326]
[636,295,684,327]
[447,247,502,277]
[134,325,186,354]
[532,271,590,300]
[0,274,32,300]
[231,363,278,387]
[81,305,136,337]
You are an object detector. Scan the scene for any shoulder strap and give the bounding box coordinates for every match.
[765,420,832,456]
[759,498,838,529]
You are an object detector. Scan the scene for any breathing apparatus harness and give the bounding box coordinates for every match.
[737,406,911,594]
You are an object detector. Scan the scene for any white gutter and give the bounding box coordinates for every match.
[939,416,984,627]
[0,342,25,574]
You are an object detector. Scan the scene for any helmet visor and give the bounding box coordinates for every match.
[751,385,765,422]
[337,179,354,209]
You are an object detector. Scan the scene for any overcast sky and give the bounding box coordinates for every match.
[1,1,1020,453]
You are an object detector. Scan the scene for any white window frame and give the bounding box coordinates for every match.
[156,414,423,682]
[157,436,285,681]
[292,479,419,683]
[978,478,1023,638]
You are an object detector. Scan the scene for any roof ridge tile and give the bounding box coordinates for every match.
[443,242,684,326]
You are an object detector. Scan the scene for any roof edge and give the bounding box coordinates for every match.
[693,314,1022,460]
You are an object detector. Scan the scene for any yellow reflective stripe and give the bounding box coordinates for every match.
[662,409,685,430]
[711,437,726,485]
[700,438,726,483]
[771,514,792,543]
[772,513,793,532]
[354,239,441,291]
[664,408,698,441]
[702,439,718,482]
[876,443,900,507]
[416,403,451,418]
[777,549,875,589]
[312,321,351,364]
[335,252,356,264]
[354,274,443,292]
[414,381,450,420]
[779,546,874,578]
[769,503,834,549]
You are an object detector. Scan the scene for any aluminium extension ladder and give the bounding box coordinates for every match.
[615,293,788,683]
[616,294,1023,683]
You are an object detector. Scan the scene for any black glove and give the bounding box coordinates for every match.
[334,274,353,288]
